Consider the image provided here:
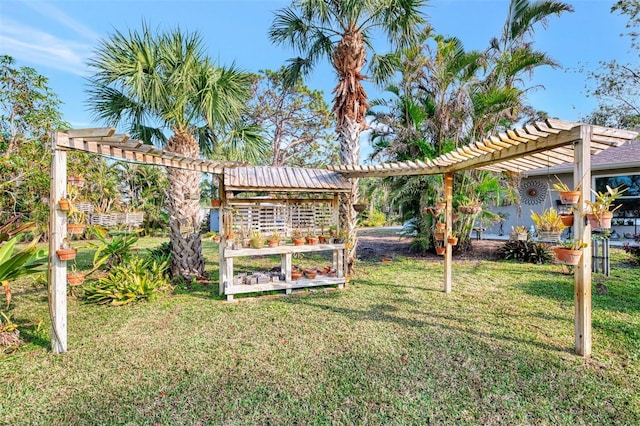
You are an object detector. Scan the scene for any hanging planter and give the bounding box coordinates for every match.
[560,214,574,227]
[435,222,446,231]
[67,175,85,187]
[537,230,561,242]
[553,247,582,266]
[558,191,581,205]
[56,247,77,261]
[210,199,221,207]
[435,247,446,256]
[353,203,367,212]
[67,223,86,235]
[434,231,446,240]
[67,272,86,286]
[58,199,71,211]
[424,206,442,216]
[458,205,482,215]
[448,236,458,245]
[586,212,613,229]
[435,201,447,210]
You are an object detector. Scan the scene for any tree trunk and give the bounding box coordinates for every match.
[338,117,361,271]
[166,131,204,279]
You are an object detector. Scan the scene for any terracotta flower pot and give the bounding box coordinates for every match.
[587,212,613,229]
[435,247,446,256]
[553,247,582,265]
[267,240,279,248]
[58,199,71,211]
[293,238,305,246]
[448,237,458,245]
[291,270,303,280]
[560,214,574,227]
[435,223,446,231]
[434,231,446,240]
[303,269,317,279]
[67,175,85,187]
[558,191,580,204]
[67,223,85,235]
[249,238,264,249]
[56,248,77,261]
[210,199,221,207]
[318,235,328,244]
[67,272,86,286]
[435,202,447,210]
[306,237,319,245]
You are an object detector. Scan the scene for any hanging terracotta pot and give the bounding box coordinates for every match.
[435,202,447,210]
[210,199,221,207]
[435,222,446,231]
[560,214,574,227]
[553,247,582,265]
[435,247,446,256]
[586,212,613,229]
[558,191,580,204]
[58,199,71,211]
[353,203,367,212]
[67,175,85,187]
[67,272,86,286]
[56,248,77,261]
[67,223,86,235]
[448,236,458,245]
[434,231,445,240]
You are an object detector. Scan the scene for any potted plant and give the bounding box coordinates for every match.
[332,231,347,244]
[434,230,446,240]
[291,267,303,280]
[267,230,281,248]
[447,233,458,245]
[56,238,77,261]
[435,246,446,256]
[353,203,367,212]
[66,264,86,286]
[306,229,319,245]
[58,196,71,211]
[303,268,317,279]
[553,239,588,266]
[457,199,482,215]
[559,208,574,227]
[585,185,628,229]
[67,175,85,187]
[510,226,528,241]
[205,231,221,243]
[249,230,264,249]
[292,229,305,246]
[435,201,447,210]
[552,176,581,204]
[531,208,566,242]
[423,206,443,216]
[435,222,446,231]
[329,225,338,237]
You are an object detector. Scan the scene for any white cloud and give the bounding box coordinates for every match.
[20,1,101,41]
[0,19,93,76]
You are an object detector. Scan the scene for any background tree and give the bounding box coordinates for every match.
[0,56,67,235]
[249,68,338,167]
[583,1,640,129]
[270,0,427,266]
[87,25,261,278]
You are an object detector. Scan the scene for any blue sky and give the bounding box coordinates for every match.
[0,0,633,150]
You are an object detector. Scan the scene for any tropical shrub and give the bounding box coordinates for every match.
[359,210,387,227]
[89,227,138,270]
[623,234,640,265]
[496,240,552,264]
[83,258,171,306]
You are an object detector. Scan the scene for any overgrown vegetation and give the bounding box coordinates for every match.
[496,238,553,264]
[623,234,640,264]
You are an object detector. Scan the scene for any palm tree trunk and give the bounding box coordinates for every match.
[338,117,361,271]
[166,131,204,279]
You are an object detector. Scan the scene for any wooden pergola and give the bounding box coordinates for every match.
[48,119,637,358]
[329,119,638,358]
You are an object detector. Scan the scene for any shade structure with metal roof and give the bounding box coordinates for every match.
[328,119,638,178]
[224,166,351,193]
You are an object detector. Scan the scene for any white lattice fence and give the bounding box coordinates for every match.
[230,201,334,237]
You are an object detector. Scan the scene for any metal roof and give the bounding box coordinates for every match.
[328,120,638,177]
[224,166,351,192]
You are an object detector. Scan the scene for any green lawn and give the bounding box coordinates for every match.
[1,235,639,424]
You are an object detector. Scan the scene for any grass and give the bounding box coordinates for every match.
[1,233,639,424]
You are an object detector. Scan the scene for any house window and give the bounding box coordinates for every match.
[594,174,640,198]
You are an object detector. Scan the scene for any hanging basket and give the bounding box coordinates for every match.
[210,199,221,207]
[67,272,86,286]
[560,214,574,227]
[435,202,447,210]
[553,247,582,265]
[448,236,458,245]
[67,223,86,235]
[587,212,613,229]
[558,191,580,204]
[58,199,71,211]
[434,231,446,240]
[458,205,482,215]
[435,247,446,256]
[435,222,446,231]
[67,175,85,187]
[56,248,77,261]
[353,203,367,212]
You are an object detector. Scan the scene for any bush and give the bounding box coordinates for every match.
[623,235,640,265]
[83,257,171,306]
[496,239,552,264]
[359,210,387,227]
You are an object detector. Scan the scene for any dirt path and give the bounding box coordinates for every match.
[356,227,503,262]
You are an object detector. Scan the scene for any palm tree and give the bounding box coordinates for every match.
[269,0,427,266]
[87,25,258,278]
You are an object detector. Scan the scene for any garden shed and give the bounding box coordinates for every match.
[218,166,351,300]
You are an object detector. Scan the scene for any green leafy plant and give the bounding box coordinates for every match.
[89,227,138,270]
[552,175,581,192]
[531,208,566,233]
[586,185,628,217]
[496,240,552,264]
[83,257,171,306]
[557,239,588,250]
[1,234,45,308]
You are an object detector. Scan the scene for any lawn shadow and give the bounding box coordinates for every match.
[290,297,573,356]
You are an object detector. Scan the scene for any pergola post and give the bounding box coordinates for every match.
[574,125,592,357]
[443,172,453,293]
[48,132,68,353]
